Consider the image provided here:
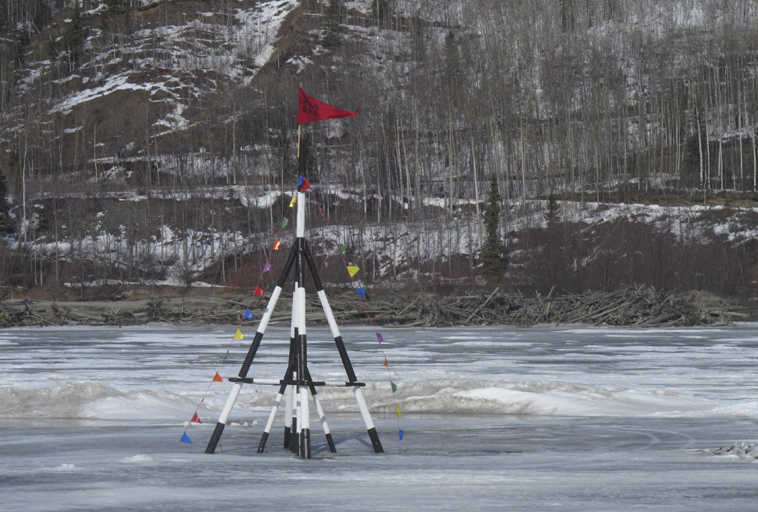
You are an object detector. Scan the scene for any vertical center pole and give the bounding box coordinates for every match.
[295,190,311,458]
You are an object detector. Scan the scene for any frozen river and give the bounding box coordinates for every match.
[2,324,758,511]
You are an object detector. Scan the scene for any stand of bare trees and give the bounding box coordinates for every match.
[1,0,758,297]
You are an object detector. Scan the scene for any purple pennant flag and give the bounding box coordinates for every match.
[376,332,383,344]
[263,261,271,273]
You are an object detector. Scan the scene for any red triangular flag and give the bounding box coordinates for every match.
[298,87,358,125]
[299,177,310,192]
[383,357,389,367]
[213,372,223,382]
[254,286,264,297]
[191,412,202,423]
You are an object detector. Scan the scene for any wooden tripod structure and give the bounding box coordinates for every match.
[205,187,384,458]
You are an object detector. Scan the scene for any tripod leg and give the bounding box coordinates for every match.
[205,383,242,454]
[305,367,335,453]
[304,241,383,454]
[354,387,384,453]
[257,387,283,453]
[258,364,294,454]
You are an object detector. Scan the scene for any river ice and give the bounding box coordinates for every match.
[2,324,758,511]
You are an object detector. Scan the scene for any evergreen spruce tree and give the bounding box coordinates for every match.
[544,192,560,228]
[480,173,504,277]
[0,172,15,235]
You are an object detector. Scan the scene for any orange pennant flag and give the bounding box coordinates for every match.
[383,357,389,367]
[213,372,224,382]
[191,412,202,423]
[254,286,264,297]
[273,239,282,251]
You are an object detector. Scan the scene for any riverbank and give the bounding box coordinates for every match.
[0,285,752,328]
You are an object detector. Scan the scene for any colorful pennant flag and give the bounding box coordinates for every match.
[383,357,388,367]
[254,286,264,297]
[213,372,224,382]
[289,196,297,208]
[191,412,202,423]
[337,243,345,253]
[243,308,253,320]
[395,406,402,417]
[180,432,192,444]
[281,218,289,229]
[391,381,398,393]
[273,239,282,251]
[297,86,358,125]
[398,429,404,440]
[347,265,360,278]
[357,287,366,299]
[263,261,271,273]
[298,176,311,192]
[376,332,384,344]
[234,328,244,340]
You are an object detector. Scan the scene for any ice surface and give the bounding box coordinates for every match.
[3,325,758,511]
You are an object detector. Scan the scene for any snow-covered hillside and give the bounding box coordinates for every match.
[0,0,756,299]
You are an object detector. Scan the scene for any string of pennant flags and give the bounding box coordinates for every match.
[181,175,403,445]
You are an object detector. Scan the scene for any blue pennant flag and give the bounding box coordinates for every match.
[357,287,366,298]
[180,432,192,444]
[243,308,253,320]
[298,175,305,187]
[398,429,404,441]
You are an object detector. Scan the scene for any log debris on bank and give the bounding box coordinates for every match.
[0,286,747,328]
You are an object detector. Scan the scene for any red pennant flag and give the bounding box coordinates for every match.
[383,357,389,367]
[254,286,264,297]
[299,177,310,192]
[191,412,202,423]
[298,87,358,125]
[213,372,224,382]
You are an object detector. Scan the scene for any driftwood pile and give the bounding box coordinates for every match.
[0,286,743,328]
[323,285,739,327]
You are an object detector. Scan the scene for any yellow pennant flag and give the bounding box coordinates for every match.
[346,265,360,278]
[395,406,402,417]
[289,196,297,208]
[234,328,244,340]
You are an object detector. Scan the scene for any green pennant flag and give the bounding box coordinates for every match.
[391,382,398,393]
[281,218,289,228]
[337,243,345,253]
